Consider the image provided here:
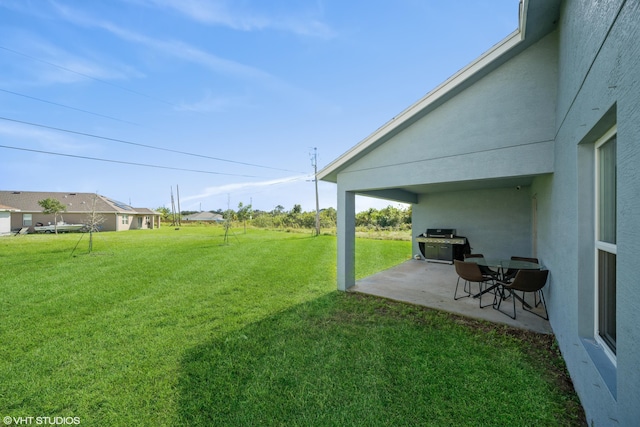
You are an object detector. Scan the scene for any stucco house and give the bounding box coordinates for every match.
[319,0,639,425]
[0,191,161,233]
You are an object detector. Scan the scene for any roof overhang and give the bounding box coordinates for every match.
[318,0,561,184]
[355,175,540,205]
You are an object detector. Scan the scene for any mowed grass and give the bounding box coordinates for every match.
[0,227,582,426]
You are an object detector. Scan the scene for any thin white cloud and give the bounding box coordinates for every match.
[182,175,310,202]
[0,121,101,154]
[51,3,277,82]
[175,91,254,113]
[49,2,325,104]
[134,0,336,38]
[0,30,144,87]
[0,121,61,142]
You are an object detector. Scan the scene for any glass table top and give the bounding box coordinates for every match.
[466,258,541,270]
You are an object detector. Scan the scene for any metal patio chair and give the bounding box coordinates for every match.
[502,256,542,306]
[454,260,494,308]
[495,269,549,320]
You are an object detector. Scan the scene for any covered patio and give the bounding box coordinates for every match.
[351,259,552,334]
[317,0,640,422]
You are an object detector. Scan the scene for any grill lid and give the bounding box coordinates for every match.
[426,228,456,238]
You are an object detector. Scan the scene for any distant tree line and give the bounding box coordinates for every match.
[250,204,337,230]
[156,204,411,230]
[354,205,412,230]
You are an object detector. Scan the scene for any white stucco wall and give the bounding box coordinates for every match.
[336,32,557,193]
[534,1,640,425]
[412,186,533,261]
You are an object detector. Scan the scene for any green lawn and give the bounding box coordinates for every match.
[0,227,583,426]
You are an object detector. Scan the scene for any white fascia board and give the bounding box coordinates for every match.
[318,28,524,182]
[519,0,528,37]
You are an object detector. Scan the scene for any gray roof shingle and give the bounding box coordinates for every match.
[0,191,157,215]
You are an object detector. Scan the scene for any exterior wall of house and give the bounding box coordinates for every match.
[123,213,159,230]
[11,213,31,230]
[106,214,120,231]
[116,213,133,231]
[11,212,119,233]
[131,215,146,230]
[10,212,85,231]
[335,32,557,193]
[329,2,640,422]
[0,212,11,235]
[412,186,533,260]
[536,1,640,425]
[0,192,159,233]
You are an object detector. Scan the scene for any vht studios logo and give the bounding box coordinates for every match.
[3,416,81,425]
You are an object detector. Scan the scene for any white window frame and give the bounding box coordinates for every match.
[594,125,617,365]
[23,213,32,226]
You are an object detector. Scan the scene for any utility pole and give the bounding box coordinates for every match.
[170,186,177,227]
[176,184,182,227]
[311,147,320,236]
[223,193,231,245]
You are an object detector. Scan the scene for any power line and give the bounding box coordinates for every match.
[0,88,140,126]
[0,46,309,175]
[0,44,178,109]
[0,144,262,177]
[0,115,306,174]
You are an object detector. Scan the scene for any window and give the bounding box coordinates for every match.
[23,214,32,226]
[595,126,616,358]
[122,214,129,225]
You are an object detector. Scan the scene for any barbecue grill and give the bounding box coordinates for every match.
[416,228,468,264]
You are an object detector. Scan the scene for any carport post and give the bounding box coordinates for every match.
[337,189,356,291]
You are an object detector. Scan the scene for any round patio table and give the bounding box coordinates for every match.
[466,258,541,299]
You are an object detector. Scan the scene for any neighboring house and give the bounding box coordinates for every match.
[0,203,20,236]
[0,191,161,233]
[318,0,639,425]
[182,211,225,222]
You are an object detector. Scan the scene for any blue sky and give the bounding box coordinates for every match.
[0,0,518,213]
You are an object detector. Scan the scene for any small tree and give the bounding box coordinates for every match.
[38,198,67,234]
[155,207,171,222]
[237,202,252,234]
[84,194,106,252]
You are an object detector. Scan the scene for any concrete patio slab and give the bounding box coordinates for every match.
[351,259,553,334]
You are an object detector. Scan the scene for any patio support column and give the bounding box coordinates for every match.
[337,189,356,291]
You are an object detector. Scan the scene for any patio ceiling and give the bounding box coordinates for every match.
[356,175,540,204]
